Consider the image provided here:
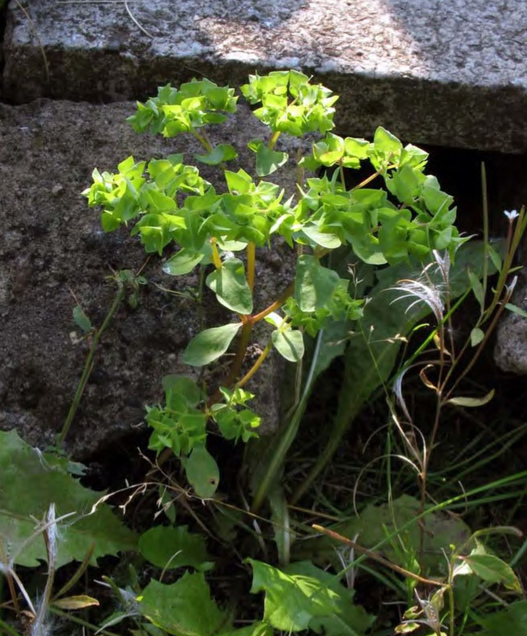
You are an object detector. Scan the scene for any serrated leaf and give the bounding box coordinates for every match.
[0,430,137,568]
[73,305,92,333]
[139,525,213,571]
[272,329,304,363]
[447,389,495,408]
[163,249,204,276]
[206,259,253,314]
[294,255,341,312]
[52,595,100,610]
[140,573,226,636]
[247,559,340,631]
[461,553,521,592]
[185,446,220,498]
[183,323,241,367]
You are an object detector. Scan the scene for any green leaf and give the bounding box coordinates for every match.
[52,595,100,610]
[373,126,402,157]
[195,144,238,166]
[247,559,340,632]
[295,495,471,577]
[447,389,495,408]
[470,327,485,346]
[163,249,205,276]
[249,141,288,177]
[272,329,305,363]
[73,305,92,333]
[505,302,527,319]
[185,446,220,498]
[0,430,137,568]
[468,268,485,310]
[206,259,253,314]
[140,573,226,636]
[477,600,527,635]
[220,622,273,636]
[461,553,521,592]
[139,526,213,571]
[294,255,341,312]
[301,225,342,250]
[183,323,241,367]
[285,561,375,636]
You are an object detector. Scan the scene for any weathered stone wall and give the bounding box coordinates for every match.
[0,100,294,456]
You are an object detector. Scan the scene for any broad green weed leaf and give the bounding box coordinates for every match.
[0,430,136,568]
[139,525,213,571]
[183,323,241,367]
[247,559,340,631]
[219,622,273,636]
[285,561,375,636]
[461,553,521,592]
[294,255,340,312]
[294,495,471,577]
[163,249,204,276]
[73,305,92,333]
[206,259,253,314]
[477,600,527,635]
[140,573,226,636]
[185,446,220,498]
[272,329,304,363]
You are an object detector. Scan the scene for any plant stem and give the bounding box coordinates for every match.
[249,281,295,324]
[223,322,253,389]
[49,607,119,636]
[0,617,21,636]
[246,242,256,290]
[59,280,124,446]
[235,341,272,389]
[312,525,443,586]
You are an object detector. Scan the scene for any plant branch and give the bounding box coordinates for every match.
[59,279,124,446]
[312,525,444,586]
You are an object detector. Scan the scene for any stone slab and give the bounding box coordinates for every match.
[0,99,294,457]
[3,0,527,153]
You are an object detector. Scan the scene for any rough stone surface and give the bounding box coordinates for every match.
[3,0,527,153]
[494,268,527,374]
[0,100,296,457]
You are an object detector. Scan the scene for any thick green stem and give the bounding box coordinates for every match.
[59,282,124,446]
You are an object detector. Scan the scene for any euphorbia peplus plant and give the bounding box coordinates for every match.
[84,70,464,500]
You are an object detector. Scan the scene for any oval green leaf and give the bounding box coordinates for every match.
[163,249,204,276]
[206,259,253,314]
[183,323,241,367]
[185,446,220,498]
[272,329,305,363]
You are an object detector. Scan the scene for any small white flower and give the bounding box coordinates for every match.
[504,209,519,221]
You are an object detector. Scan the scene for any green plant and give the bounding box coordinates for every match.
[3,70,524,636]
[84,70,464,508]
